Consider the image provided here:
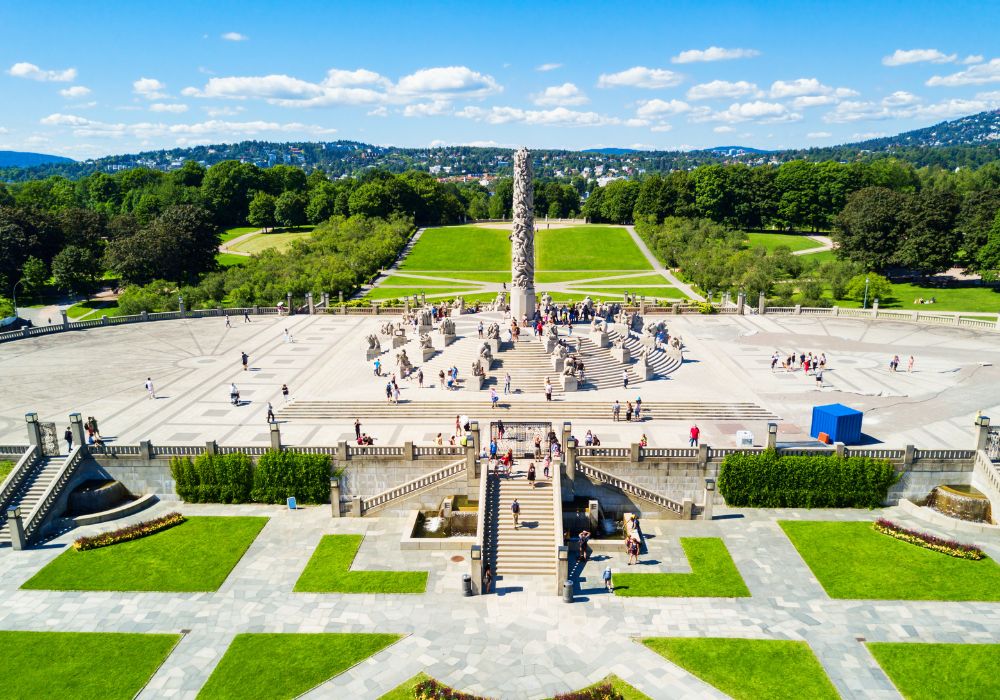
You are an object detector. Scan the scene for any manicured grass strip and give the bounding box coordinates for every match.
[0,631,180,700]
[229,230,314,254]
[216,252,248,267]
[198,633,401,700]
[746,231,820,253]
[564,273,675,286]
[537,226,651,270]
[378,274,492,287]
[295,534,428,593]
[571,287,688,300]
[22,516,268,592]
[218,225,259,242]
[378,672,433,700]
[549,674,653,700]
[779,521,1000,601]
[0,459,13,482]
[867,643,1000,700]
[365,286,477,301]
[394,271,513,283]
[66,299,123,319]
[400,226,511,270]
[643,637,838,700]
[613,537,750,597]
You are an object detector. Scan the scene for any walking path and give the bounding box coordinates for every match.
[217,228,264,257]
[624,226,705,301]
[793,234,835,256]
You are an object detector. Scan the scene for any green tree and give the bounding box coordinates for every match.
[956,189,1000,271]
[20,256,48,294]
[833,187,909,271]
[51,245,101,293]
[247,191,277,232]
[105,205,218,284]
[844,273,892,304]
[895,190,960,274]
[975,210,1000,279]
[200,160,265,226]
[274,191,308,228]
[600,180,639,224]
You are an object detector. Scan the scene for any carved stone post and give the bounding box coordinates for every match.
[974,415,991,451]
[470,544,482,595]
[25,412,41,449]
[269,423,282,451]
[330,478,341,517]
[509,147,536,320]
[767,422,778,449]
[702,478,715,521]
[69,413,85,450]
[758,291,766,315]
[61,310,69,329]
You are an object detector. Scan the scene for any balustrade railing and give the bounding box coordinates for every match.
[359,459,466,514]
[24,446,85,542]
[575,461,683,515]
[0,446,39,516]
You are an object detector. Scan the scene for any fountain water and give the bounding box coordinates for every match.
[924,484,993,524]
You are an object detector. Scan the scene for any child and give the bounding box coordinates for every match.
[603,566,613,592]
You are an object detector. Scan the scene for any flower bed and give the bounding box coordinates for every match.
[873,518,985,560]
[73,512,186,551]
[414,678,493,700]
[555,683,624,700]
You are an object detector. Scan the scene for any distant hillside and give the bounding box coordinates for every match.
[0,150,74,168]
[847,110,1000,149]
[580,147,639,154]
[707,145,771,156]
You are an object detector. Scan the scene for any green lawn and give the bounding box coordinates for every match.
[66,299,123,319]
[612,538,750,597]
[218,226,259,243]
[536,270,652,283]
[22,516,268,592]
[400,226,512,271]
[867,643,1000,700]
[382,271,513,283]
[565,273,674,286]
[229,229,315,255]
[294,534,428,593]
[570,286,687,300]
[198,633,401,700]
[551,675,652,700]
[365,286,477,301]
[779,521,1000,600]
[0,459,15,482]
[377,274,490,286]
[536,226,651,270]
[643,637,839,700]
[834,282,1000,314]
[746,232,820,253]
[216,252,249,267]
[801,249,837,265]
[0,631,180,700]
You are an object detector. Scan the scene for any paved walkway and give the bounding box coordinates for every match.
[217,228,264,257]
[624,225,705,301]
[793,234,835,256]
[1,502,998,698]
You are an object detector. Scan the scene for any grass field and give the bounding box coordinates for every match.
[0,631,180,700]
[400,226,511,271]
[198,633,400,699]
[746,232,820,253]
[834,281,1000,314]
[612,538,750,597]
[565,273,673,286]
[218,226,259,243]
[536,226,651,270]
[571,286,686,300]
[643,637,838,700]
[867,643,1000,700]
[229,228,315,255]
[386,271,514,283]
[216,252,248,267]
[365,286,476,301]
[294,534,428,593]
[801,249,837,265]
[22,516,268,592]
[0,460,12,481]
[779,521,1000,600]
[552,675,652,700]
[66,299,122,319]
[378,274,488,286]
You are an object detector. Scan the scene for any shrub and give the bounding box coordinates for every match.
[73,512,186,551]
[414,678,492,700]
[697,301,716,314]
[169,453,255,504]
[554,684,623,700]
[717,449,898,508]
[251,450,331,504]
[874,518,985,560]
[169,456,198,502]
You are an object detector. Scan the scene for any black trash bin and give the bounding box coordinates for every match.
[462,573,473,596]
[562,579,574,603]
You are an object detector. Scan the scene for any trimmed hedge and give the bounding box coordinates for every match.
[717,449,898,508]
[170,450,331,504]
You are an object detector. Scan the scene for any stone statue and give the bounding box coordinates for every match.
[396,349,413,373]
[418,333,432,349]
[544,323,558,339]
[486,322,500,340]
[439,317,455,335]
[451,296,464,310]
[612,334,626,349]
[553,343,569,359]
[489,291,507,312]
[540,292,552,309]
[509,147,536,319]
[562,363,576,376]
[479,342,493,363]
[644,320,666,337]
[380,321,401,336]
[365,334,381,352]
[639,345,651,365]
[417,308,433,327]
[472,358,485,377]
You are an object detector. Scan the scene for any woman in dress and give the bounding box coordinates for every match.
[527,462,536,488]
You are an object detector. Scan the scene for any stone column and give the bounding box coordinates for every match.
[178,298,186,318]
[306,292,314,315]
[564,438,577,485]
[736,291,746,315]
[767,422,778,449]
[25,412,41,449]
[205,440,218,455]
[286,292,293,314]
[470,545,482,595]
[330,478,342,517]
[403,441,414,461]
[139,440,153,460]
[556,546,569,596]
[337,440,349,462]
[561,421,572,450]
[702,478,715,521]
[69,413,85,450]
[903,444,915,469]
[6,507,26,550]
[698,444,709,469]
[974,415,991,451]
[269,423,282,451]
[509,147,536,320]
[758,291,766,315]
[60,310,69,329]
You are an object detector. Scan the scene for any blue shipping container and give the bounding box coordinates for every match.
[810,403,863,444]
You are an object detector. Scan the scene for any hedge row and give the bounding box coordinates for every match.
[717,449,899,508]
[170,450,331,504]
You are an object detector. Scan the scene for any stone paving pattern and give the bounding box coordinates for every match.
[2,500,999,698]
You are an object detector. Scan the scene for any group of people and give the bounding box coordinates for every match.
[611,398,645,422]
[771,349,828,389]
[889,354,915,373]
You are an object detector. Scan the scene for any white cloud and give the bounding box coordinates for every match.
[650,124,673,133]
[686,80,760,100]
[59,85,91,98]
[8,62,77,82]
[323,68,392,89]
[596,67,683,89]
[0,127,8,134]
[149,103,189,113]
[402,100,452,117]
[532,82,588,107]
[694,101,799,124]
[926,59,1000,87]
[40,113,337,140]
[976,90,1000,101]
[395,66,501,98]
[769,78,857,98]
[635,99,691,118]
[791,95,837,109]
[536,63,562,72]
[882,90,921,107]
[134,77,168,99]
[901,98,994,120]
[367,106,389,117]
[823,101,891,123]
[221,32,248,41]
[456,105,619,127]
[204,105,245,117]
[672,47,760,63]
[883,49,956,66]
[826,95,997,123]
[963,55,984,65]
[713,126,735,133]
[807,131,832,138]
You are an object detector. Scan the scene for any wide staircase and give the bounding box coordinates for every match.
[493,464,558,578]
[0,454,68,545]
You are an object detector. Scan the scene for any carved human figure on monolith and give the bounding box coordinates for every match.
[509,147,536,319]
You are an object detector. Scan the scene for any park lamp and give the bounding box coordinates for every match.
[705,479,716,492]
[6,506,21,519]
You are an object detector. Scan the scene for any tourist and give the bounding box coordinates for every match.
[578,529,591,562]
[482,562,493,594]
[627,536,639,565]
[543,454,551,479]
[385,382,393,404]
[585,430,594,446]
[439,370,446,389]
[393,382,401,404]
[533,434,542,459]
[435,433,444,446]
[266,402,275,423]
[230,383,240,406]
[504,372,512,395]
[612,400,621,422]
[490,387,499,409]
[145,377,156,399]
[908,355,915,373]
[243,310,251,323]
[455,415,462,436]
[511,498,520,529]
[603,565,613,592]
[622,369,629,389]
[591,434,601,446]
[527,462,536,488]
[489,439,498,460]
[497,420,505,440]
[689,424,700,447]
[815,370,824,389]
[417,369,424,388]
[771,352,779,371]
[241,351,249,371]
[635,396,642,421]
[544,378,553,401]
[625,401,633,422]
[355,419,362,441]
[283,328,293,343]
[282,384,290,402]
[374,358,382,376]
[63,426,72,453]
[639,434,648,447]
[478,320,484,338]
[225,315,231,329]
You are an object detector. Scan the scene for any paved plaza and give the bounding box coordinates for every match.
[2,312,999,450]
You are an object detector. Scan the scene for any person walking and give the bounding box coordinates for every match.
[490,387,499,409]
[612,400,620,422]
[504,372,511,395]
[482,561,493,594]
[225,315,231,329]
[283,328,293,343]
[63,426,73,453]
[497,419,505,440]
[478,320,484,338]
[689,423,700,447]
[907,355,914,373]
[533,434,542,459]
[815,369,824,389]
[544,378,553,402]
[627,537,639,565]
[230,383,240,406]
[145,377,156,399]
[243,310,251,323]
[355,418,362,441]
[374,358,382,376]
[241,351,249,372]
[266,402,275,423]
[385,381,393,404]
[281,383,290,402]
[511,498,520,529]
[578,529,591,563]
[622,369,629,389]
[603,565,613,592]
[527,462,536,488]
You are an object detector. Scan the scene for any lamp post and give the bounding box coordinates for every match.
[11,279,24,319]
[862,277,870,310]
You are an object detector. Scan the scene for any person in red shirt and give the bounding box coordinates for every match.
[689,424,700,447]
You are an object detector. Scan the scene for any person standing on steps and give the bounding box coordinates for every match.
[527,462,536,488]
[417,368,424,388]
[482,561,493,594]
[490,387,499,409]
[355,418,362,441]
[622,369,629,389]
[241,351,249,371]
[504,372,511,395]
[64,426,73,453]
[511,497,520,529]
[635,396,642,422]
[625,401,633,422]
[145,377,156,400]
[613,400,620,422]
[544,378,553,401]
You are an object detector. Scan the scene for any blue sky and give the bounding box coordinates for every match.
[2,0,999,159]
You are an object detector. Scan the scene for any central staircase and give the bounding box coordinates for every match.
[0,454,68,545]
[492,464,558,578]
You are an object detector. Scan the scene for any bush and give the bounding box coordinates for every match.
[874,518,985,560]
[717,449,898,508]
[169,453,253,504]
[697,301,716,314]
[251,450,331,504]
[73,512,186,551]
